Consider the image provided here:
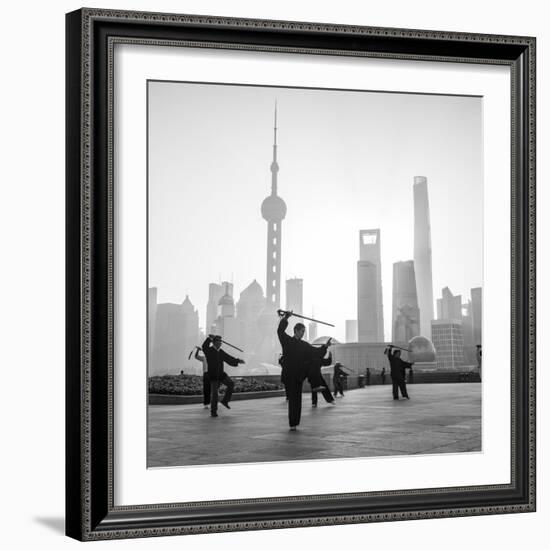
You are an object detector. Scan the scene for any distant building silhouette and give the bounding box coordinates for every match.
[152,296,199,375]
[431,319,465,369]
[236,279,265,354]
[285,277,303,315]
[213,283,239,345]
[345,320,358,343]
[357,229,384,342]
[413,176,435,336]
[392,260,420,343]
[437,287,462,321]
[331,342,390,377]
[206,283,224,335]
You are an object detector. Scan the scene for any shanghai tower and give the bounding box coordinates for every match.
[413,176,434,337]
[261,104,287,309]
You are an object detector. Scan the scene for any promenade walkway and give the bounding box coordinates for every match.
[148,382,481,467]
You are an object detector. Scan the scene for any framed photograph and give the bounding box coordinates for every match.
[66,8,536,541]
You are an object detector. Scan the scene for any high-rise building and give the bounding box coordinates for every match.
[285,277,303,315]
[431,319,465,369]
[236,279,265,353]
[261,104,287,309]
[345,320,358,343]
[181,295,200,370]
[213,283,239,346]
[413,176,435,337]
[471,287,482,345]
[152,296,200,375]
[206,283,224,335]
[357,229,384,342]
[437,287,462,321]
[236,280,265,323]
[218,282,235,318]
[392,260,420,343]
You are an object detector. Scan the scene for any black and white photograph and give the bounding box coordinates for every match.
[147,81,483,468]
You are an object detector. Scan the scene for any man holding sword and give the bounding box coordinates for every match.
[384,344,414,400]
[277,310,333,431]
[202,335,245,417]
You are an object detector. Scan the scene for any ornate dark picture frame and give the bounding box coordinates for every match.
[66,8,536,541]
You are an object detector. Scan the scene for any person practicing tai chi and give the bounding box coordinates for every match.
[193,347,210,409]
[309,352,335,407]
[277,310,331,431]
[202,335,245,417]
[332,362,348,397]
[384,345,414,400]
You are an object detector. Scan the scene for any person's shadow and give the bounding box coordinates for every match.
[34,517,65,535]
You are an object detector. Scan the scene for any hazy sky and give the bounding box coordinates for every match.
[148,81,483,342]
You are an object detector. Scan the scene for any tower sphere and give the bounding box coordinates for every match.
[407,335,436,363]
[261,195,287,222]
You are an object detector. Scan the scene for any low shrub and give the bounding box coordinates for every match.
[148,375,282,395]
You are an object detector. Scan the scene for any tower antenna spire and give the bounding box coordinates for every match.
[272,100,278,169]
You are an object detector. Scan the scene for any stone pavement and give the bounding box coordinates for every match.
[148,383,481,468]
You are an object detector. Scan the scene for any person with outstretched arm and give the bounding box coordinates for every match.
[277,310,331,431]
[202,335,245,417]
[384,345,414,400]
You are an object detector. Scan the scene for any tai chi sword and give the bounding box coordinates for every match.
[277,309,335,328]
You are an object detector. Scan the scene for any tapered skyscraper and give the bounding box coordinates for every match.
[392,261,419,343]
[261,104,287,308]
[413,176,434,336]
[357,229,384,342]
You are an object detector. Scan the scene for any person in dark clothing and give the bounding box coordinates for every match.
[380,367,386,385]
[194,347,210,409]
[365,367,371,386]
[310,352,335,407]
[202,335,245,417]
[333,363,348,397]
[278,354,289,401]
[384,346,414,400]
[277,311,330,430]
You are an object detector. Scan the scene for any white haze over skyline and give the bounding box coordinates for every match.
[148,81,483,342]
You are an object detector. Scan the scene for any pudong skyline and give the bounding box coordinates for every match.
[148,81,483,343]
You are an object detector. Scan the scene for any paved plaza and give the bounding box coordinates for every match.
[148,383,481,468]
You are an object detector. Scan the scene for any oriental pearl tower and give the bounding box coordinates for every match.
[257,104,287,365]
[261,104,287,309]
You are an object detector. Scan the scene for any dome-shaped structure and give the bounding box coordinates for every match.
[261,195,287,222]
[312,336,341,346]
[408,335,436,363]
[239,279,264,299]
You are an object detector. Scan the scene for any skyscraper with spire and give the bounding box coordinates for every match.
[261,104,287,309]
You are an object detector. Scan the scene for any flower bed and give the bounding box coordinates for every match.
[148,374,283,395]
